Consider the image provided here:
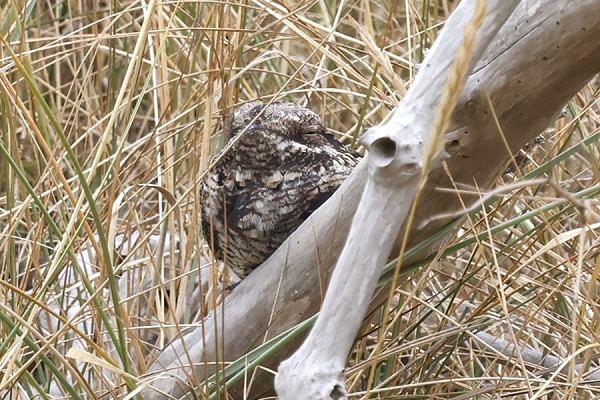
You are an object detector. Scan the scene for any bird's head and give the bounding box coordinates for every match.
[229,101,328,144]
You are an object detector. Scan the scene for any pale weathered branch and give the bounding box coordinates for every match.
[274,1,520,399]
[142,2,600,398]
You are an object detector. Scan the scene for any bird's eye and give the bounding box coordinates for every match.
[299,124,324,136]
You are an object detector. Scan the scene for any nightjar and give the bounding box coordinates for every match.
[201,101,360,279]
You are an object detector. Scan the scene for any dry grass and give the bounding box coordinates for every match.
[0,0,599,399]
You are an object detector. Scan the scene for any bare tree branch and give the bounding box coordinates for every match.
[274,1,522,399]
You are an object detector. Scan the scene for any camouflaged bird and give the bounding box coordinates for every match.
[201,101,360,279]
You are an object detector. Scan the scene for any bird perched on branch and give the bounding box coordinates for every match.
[201,101,360,279]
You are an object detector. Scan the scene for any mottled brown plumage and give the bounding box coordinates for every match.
[201,101,359,278]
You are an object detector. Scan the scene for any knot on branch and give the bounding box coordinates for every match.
[370,136,396,167]
[362,124,423,185]
[329,384,347,400]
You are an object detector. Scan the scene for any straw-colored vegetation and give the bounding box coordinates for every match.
[1,0,599,399]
